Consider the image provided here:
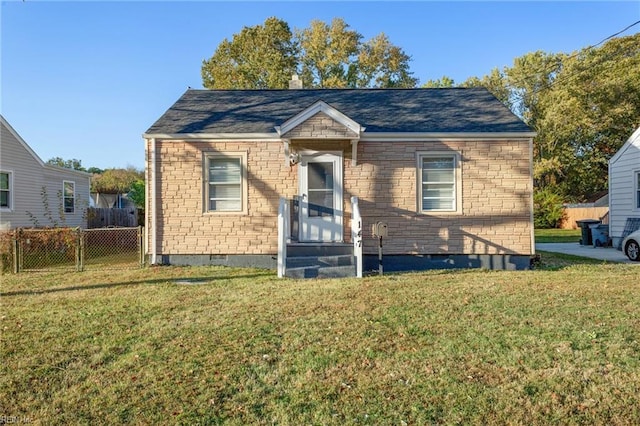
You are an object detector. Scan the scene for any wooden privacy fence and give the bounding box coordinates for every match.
[87,207,138,228]
[559,207,609,229]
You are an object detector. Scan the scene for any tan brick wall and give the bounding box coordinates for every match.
[148,140,295,255]
[148,137,533,257]
[345,140,533,255]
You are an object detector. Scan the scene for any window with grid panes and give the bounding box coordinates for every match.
[206,154,246,212]
[418,153,459,213]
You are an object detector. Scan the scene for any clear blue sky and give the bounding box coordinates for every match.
[2,1,639,171]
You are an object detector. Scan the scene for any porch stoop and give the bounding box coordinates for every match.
[284,243,356,278]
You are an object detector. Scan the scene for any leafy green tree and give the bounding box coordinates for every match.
[127,179,145,208]
[201,17,297,89]
[461,67,513,109]
[422,76,455,88]
[46,157,86,171]
[91,167,143,194]
[202,17,417,89]
[87,166,104,174]
[461,33,640,202]
[356,33,418,88]
[297,18,361,88]
[537,33,640,199]
[504,51,563,125]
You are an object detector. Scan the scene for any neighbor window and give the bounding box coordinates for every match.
[205,153,247,213]
[0,171,11,210]
[63,181,75,213]
[636,171,640,210]
[417,152,460,213]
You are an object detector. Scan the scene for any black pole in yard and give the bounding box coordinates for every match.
[378,236,383,276]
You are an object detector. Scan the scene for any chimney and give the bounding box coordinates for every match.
[289,74,303,89]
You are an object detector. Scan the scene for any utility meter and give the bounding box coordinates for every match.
[373,221,388,238]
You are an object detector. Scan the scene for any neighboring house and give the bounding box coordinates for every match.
[143,87,536,276]
[0,115,91,230]
[91,192,136,209]
[608,126,640,249]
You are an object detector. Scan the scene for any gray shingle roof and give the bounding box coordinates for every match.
[145,88,532,135]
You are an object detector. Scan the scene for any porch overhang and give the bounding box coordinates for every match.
[275,100,365,166]
[280,138,362,167]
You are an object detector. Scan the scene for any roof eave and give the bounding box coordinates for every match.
[142,133,280,140]
[360,132,537,141]
[609,126,640,165]
[143,131,537,141]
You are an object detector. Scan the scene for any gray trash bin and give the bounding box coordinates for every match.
[590,224,609,247]
[576,219,601,246]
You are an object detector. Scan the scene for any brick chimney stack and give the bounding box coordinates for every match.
[289,74,303,89]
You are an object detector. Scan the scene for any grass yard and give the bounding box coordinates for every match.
[535,228,582,243]
[2,253,639,424]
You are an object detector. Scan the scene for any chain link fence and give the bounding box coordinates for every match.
[0,227,144,273]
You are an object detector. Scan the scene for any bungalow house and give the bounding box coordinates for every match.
[608,125,640,249]
[143,87,535,277]
[0,115,91,230]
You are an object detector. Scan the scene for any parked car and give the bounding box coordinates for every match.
[622,229,640,261]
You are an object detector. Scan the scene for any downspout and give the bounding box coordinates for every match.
[150,137,158,265]
[529,137,535,256]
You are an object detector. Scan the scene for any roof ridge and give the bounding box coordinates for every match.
[186,87,486,92]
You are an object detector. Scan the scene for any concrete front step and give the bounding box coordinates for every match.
[286,254,354,268]
[285,264,356,279]
[284,243,356,279]
[287,243,353,257]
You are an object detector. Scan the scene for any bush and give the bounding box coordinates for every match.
[534,188,566,228]
[0,231,15,273]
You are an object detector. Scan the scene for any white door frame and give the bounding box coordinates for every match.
[298,151,343,242]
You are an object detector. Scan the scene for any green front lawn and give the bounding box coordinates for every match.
[2,254,639,424]
[535,228,582,243]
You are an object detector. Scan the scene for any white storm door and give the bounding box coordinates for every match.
[299,153,343,242]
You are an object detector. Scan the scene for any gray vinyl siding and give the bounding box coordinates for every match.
[609,130,640,245]
[0,120,91,230]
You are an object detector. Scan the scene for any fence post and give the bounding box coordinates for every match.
[76,228,84,272]
[138,226,145,268]
[12,237,19,274]
[16,229,23,273]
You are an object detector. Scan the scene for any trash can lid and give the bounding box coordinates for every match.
[576,219,601,227]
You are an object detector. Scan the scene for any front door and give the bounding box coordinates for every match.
[299,152,343,242]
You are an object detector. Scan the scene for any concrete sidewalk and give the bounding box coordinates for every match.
[535,243,637,264]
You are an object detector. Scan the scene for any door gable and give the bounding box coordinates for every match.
[276,100,364,139]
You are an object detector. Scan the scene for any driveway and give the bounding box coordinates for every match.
[535,243,638,264]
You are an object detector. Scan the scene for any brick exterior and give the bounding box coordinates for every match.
[347,140,533,256]
[147,119,533,258]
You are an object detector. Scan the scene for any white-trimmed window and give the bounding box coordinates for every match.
[63,181,75,213]
[205,152,247,213]
[0,171,12,210]
[635,170,640,210]
[417,152,461,213]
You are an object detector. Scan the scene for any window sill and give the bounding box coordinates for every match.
[203,211,248,216]
[417,210,462,216]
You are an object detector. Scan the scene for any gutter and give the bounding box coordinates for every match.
[529,137,536,255]
[142,131,537,141]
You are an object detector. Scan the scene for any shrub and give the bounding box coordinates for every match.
[0,230,15,273]
[534,188,566,228]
